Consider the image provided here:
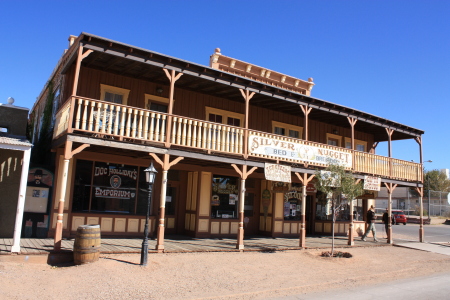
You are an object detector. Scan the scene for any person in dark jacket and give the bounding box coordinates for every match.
[382,209,389,236]
[362,205,379,242]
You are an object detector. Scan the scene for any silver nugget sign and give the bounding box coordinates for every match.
[249,135,352,167]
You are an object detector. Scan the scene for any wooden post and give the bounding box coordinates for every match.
[386,128,394,177]
[300,105,312,141]
[347,117,357,171]
[348,178,362,246]
[11,147,31,253]
[232,164,257,250]
[72,45,93,96]
[163,69,183,148]
[150,153,184,252]
[239,89,255,158]
[415,187,425,242]
[384,182,397,244]
[294,172,315,248]
[415,136,424,182]
[54,141,90,250]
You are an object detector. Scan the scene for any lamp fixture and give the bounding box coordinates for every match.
[141,161,158,266]
[156,87,163,94]
[332,129,339,135]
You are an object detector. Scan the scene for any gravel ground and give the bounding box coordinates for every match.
[1,246,450,300]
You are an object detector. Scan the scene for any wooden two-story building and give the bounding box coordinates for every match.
[30,33,426,251]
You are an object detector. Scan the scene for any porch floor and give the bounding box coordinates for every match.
[0,235,388,255]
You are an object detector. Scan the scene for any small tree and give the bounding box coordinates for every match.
[315,164,364,255]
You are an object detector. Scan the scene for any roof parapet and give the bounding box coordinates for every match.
[209,48,314,96]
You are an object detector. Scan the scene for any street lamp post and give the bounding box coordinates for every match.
[424,160,432,221]
[140,161,158,266]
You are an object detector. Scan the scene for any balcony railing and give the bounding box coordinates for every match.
[53,96,423,182]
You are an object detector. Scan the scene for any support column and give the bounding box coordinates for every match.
[386,128,394,177]
[295,172,315,248]
[239,89,254,158]
[54,142,90,251]
[348,178,362,246]
[150,153,184,252]
[163,69,183,148]
[347,117,357,170]
[385,182,397,244]
[232,164,257,250]
[11,147,31,253]
[300,105,312,141]
[415,187,425,242]
[54,141,73,250]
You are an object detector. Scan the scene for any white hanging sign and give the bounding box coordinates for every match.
[264,163,291,183]
[364,175,381,191]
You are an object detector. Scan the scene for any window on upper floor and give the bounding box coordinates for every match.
[100,84,130,105]
[205,107,243,127]
[145,94,168,113]
[344,138,367,152]
[326,133,342,147]
[272,121,303,139]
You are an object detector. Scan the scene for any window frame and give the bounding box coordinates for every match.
[272,121,303,139]
[100,84,130,105]
[344,137,367,152]
[205,106,244,127]
[326,133,342,147]
[145,94,169,112]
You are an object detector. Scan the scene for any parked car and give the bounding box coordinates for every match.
[392,210,407,225]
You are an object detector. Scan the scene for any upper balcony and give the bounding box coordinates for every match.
[53,96,423,183]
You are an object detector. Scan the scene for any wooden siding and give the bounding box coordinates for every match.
[75,67,374,148]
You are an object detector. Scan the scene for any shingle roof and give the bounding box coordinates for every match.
[0,135,32,147]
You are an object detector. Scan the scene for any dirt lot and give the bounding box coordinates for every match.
[1,246,450,300]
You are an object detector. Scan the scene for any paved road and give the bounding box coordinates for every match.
[374,223,450,243]
[281,272,450,300]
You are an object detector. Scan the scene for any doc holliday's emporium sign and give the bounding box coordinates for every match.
[264,163,291,183]
[93,162,137,202]
[249,135,352,168]
[363,175,381,191]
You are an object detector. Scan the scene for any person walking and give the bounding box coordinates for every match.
[362,205,379,242]
[382,209,389,238]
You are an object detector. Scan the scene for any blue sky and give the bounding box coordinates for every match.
[1,0,448,171]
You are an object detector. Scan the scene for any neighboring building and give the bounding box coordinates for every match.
[29,33,425,250]
[0,98,32,252]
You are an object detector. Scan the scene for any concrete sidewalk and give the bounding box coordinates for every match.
[285,272,450,299]
[394,241,450,256]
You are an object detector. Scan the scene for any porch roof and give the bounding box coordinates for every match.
[61,32,424,143]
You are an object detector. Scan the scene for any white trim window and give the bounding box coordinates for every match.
[100,84,130,105]
[272,121,303,139]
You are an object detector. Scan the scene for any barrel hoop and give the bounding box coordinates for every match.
[75,236,100,240]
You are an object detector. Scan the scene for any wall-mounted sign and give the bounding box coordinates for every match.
[249,135,352,167]
[364,175,381,191]
[264,163,291,183]
[306,183,317,193]
[24,168,54,213]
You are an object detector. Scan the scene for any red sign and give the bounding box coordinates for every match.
[306,183,316,193]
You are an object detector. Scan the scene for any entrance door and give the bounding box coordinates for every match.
[306,195,314,234]
[243,191,260,235]
[165,184,178,234]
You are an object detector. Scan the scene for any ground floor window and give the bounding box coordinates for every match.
[211,175,239,219]
[353,199,364,221]
[315,192,351,221]
[72,159,150,215]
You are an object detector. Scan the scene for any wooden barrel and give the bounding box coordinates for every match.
[73,225,101,265]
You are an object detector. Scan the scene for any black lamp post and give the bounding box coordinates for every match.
[140,161,157,266]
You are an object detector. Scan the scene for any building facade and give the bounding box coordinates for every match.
[29,33,426,250]
[0,99,32,252]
